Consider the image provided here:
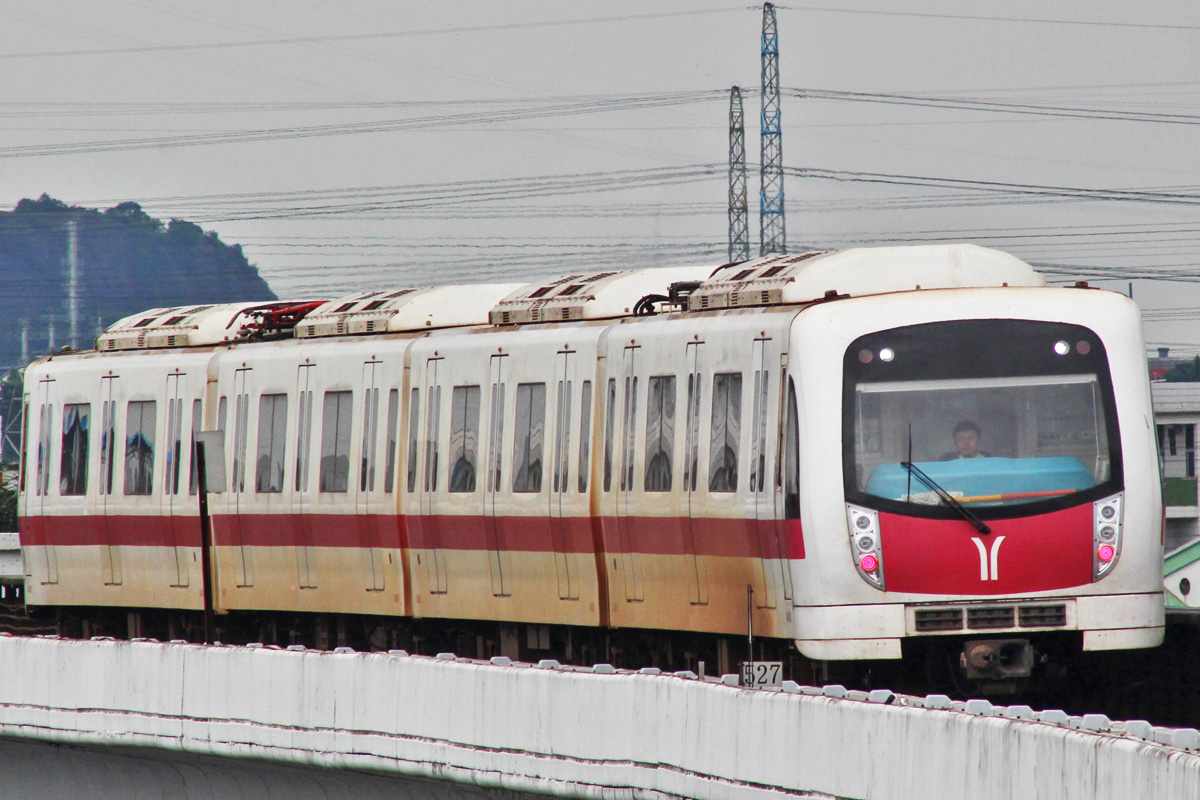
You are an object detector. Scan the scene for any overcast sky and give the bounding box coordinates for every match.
[3,1,1200,352]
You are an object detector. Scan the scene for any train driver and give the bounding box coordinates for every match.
[941,420,990,460]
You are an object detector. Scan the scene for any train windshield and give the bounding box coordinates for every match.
[843,319,1122,517]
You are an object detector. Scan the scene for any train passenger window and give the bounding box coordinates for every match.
[684,373,701,492]
[319,390,353,492]
[784,378,801,518]
[188,399,201,495]
[123,400,156,496]
[100,400,116,495]
[578,381,592,493]
[425,385,442,492]
[295,389,313,492]
[35,404,51,497]
[709,373,742,493]
[644,376,675,492]
[360,387,379,492]
[59,403,90,496]
[384,389,399,493]
[620,376,638,492]
[552,379,572,493]
[750,369,769,493]
[217,396,228,435]
[406,388,420,493]
[449,385,481,492]
[166,398,183,495]
[255,394,288,493]
[512,382,546,493]
[603,379,616,492]
[232,393,249,493]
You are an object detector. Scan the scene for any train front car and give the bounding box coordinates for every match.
[787,245,1163,688]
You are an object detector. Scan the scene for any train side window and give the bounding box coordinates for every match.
[620,376,638,491]
[232,393,250,493]
[35,403,51,497]
[644,375,675,492]
[407,388,420,493]
[319,390,353,492]
[123,400,156,495]
[255,393,288,493]
[294,389,313,492]
[100,400,116,495]
[512,382,546,493]
[603,378,616,492]
[59,403,90,496]
[785,378,801,518]
[449,385,481,493]
[188,399,202,495]
[709,372,742,493]
[360,386,380,492]
[166,398,183,496]
[578,380,592,493]
[425,385,442,492]
[553,379,572,493]
[750,369,769,493]
[384,389,399,493]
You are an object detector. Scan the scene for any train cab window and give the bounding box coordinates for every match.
[384,389,399,493]
[512,382,546,493]
[60,403,90,496]
[35,403,52,497]
[100,399,116,495]
[406,388,420,493]
[709,372,742,493]
[578,380,592,493]
[784,378,800,518]
[188,399,201,495]
[644,376,675,492]
[295,388,313,493]
[603,379,616,492]
[449,385,481,493]
[319,390,353,492]
[255,394,288,493]
[360,387,380,492]
[123,400,156,496]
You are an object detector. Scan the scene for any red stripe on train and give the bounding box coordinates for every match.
[19,513,806,560]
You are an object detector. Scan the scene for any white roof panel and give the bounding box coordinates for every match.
[490,266,713,325]
[296,284,524,338]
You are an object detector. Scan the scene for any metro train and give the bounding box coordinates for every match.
[16,244,1165,686]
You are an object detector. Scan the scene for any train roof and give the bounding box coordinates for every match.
[690,244,1044,311]
[91,244,1045,353]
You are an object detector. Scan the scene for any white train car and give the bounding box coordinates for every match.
[17,245,1164,683]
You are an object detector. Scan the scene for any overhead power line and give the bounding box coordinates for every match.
[776,4,1200,32]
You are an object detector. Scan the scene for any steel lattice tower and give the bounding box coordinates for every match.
[728,86,749,263]
[759,2,786,255]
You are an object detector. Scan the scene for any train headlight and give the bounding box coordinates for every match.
[846,505,885,590]
[1093,493,1123,580]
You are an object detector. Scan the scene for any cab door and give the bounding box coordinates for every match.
[549,348,576,600]
[682,341,708,605]
[617,343,643,602]
[484,354,508,596]
[420,356,446,594]
[34,375,59,585]
[164,371,189,587]
[356,358,385,592]
[293,362,317,589]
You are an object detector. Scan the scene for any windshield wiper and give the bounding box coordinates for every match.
[900,461,992,534]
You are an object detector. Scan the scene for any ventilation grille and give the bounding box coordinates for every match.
[1018,604,1067,628]
[967,606,1016,629]
[914,608,963,632]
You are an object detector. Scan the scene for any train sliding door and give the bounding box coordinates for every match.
[35,375,59,585]
[293,362,317,590]
[682,341,708,606]
[356,358,385,592]
[485,353,508,597]
[164,371,189,588]
[617,343,643,602]
[550,348,576,601]
[98,374,117,586]
[420,356,446,594]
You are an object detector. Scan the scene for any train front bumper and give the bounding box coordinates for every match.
[793,591,1164,661]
